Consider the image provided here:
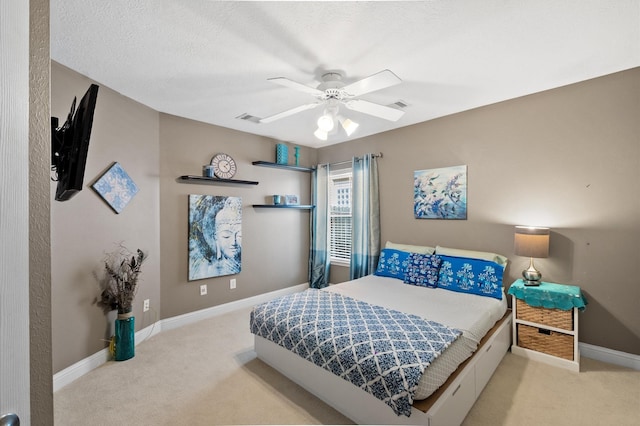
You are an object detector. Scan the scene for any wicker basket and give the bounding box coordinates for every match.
[517,324,574,360]
[516,299,573,331]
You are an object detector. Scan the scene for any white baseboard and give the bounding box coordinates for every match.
[53,321,161,392]
[53,283,308,392]
[579,342,640,371]
[53,347,110,392]
[54,283,637,392]
[161,283,307,331]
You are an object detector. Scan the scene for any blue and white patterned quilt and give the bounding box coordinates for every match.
[250,289,462,417]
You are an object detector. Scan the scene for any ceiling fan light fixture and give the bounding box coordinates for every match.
[339,116,359,136]
[314,128,328,141]
[259,69,404,141]
[317,114,335,132]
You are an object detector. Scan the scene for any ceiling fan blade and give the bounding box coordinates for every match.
[267,77,324,96]
[342,69,402,97]
[259,103,320,124]
[343,99,404,122]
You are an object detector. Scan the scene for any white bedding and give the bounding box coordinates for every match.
[323,274,508,400]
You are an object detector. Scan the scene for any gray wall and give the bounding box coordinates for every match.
[51,62,161,373]
[30,0,54,423]
[319,68,640,355]
[50,64,316,372]
[50,65,638,375]
[158,114,316,319]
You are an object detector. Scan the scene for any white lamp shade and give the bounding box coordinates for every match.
[317,114,334,132]
[313,128,328,140]
[339,117,359,136]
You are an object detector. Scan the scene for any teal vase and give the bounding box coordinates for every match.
[115,313,135,361]
[276,143,288,164]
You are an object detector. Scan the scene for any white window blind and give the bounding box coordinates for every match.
[329,169,352,265]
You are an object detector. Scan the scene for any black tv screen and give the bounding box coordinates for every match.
[51,84,99,201]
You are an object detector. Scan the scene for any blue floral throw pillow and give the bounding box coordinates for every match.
[374,249,411,280]
[437,255,504,299]
[404,253,442,288]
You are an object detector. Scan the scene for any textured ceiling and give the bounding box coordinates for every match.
[51,1,639,147]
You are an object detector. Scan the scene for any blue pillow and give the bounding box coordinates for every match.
[404,253,442,288]
[374,249,411,280]
[437,255,504,299]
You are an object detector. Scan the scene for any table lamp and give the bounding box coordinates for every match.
[514,226,550,286]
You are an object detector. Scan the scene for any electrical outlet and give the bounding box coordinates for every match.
[230,278,236,290]
[200,284,207,296]
[143,299,150,312]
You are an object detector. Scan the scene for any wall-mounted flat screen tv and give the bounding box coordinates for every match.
[51,84,99,201]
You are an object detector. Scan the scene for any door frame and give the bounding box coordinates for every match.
[1,1,33,424]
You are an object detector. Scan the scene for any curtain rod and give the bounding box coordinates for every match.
[322,152,383,167]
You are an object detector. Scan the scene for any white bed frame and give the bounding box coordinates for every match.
[254,312,512,425]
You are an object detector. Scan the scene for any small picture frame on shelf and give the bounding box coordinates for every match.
[284,194,299,205]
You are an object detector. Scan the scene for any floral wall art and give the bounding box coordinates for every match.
[414,165,467,220]
[92,162,139,214]
[188,195,242,280]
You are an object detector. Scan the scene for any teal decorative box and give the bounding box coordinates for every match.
[276,144,288,164]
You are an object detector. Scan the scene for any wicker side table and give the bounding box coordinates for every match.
[508,279,587,372]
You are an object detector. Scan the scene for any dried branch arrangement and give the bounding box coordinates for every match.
[97,245,147,314]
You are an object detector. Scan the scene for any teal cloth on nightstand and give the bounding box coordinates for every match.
[508,279,587,311]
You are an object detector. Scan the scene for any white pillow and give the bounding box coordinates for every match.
[385,241,435,255]
[435,245,508,266]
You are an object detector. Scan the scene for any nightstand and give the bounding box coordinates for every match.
[508,279,587,372]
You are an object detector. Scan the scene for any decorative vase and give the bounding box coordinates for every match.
[115,311,135,361]
[276,143,288,164]
[294,146,300,166]
[202,165,215,177]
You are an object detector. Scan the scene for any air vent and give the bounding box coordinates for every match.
[236,113,261,123]
[390,100,408,109]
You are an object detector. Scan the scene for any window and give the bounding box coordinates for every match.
[329,168,352,265]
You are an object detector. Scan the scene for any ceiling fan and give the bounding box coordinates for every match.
[258,69,405,140]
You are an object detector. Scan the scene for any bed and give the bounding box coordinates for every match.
[250,245,512,425]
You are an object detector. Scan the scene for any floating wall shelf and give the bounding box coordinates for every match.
[177,175,259,186]
[252,204,314,209]
[251,161,313,209]
[252,161,314,173]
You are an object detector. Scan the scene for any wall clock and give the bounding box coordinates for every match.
[210,153,237,179]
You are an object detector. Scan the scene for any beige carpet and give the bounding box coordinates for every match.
[54,307,640,425]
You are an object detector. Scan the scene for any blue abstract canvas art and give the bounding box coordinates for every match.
[92,162,139,214]
[414,165,467,219]
[188,195,242,280]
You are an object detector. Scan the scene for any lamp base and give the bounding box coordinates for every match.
[522,258,542,286]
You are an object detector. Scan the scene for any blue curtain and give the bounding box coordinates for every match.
[309,164,330,288]
[350,154,380,280]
